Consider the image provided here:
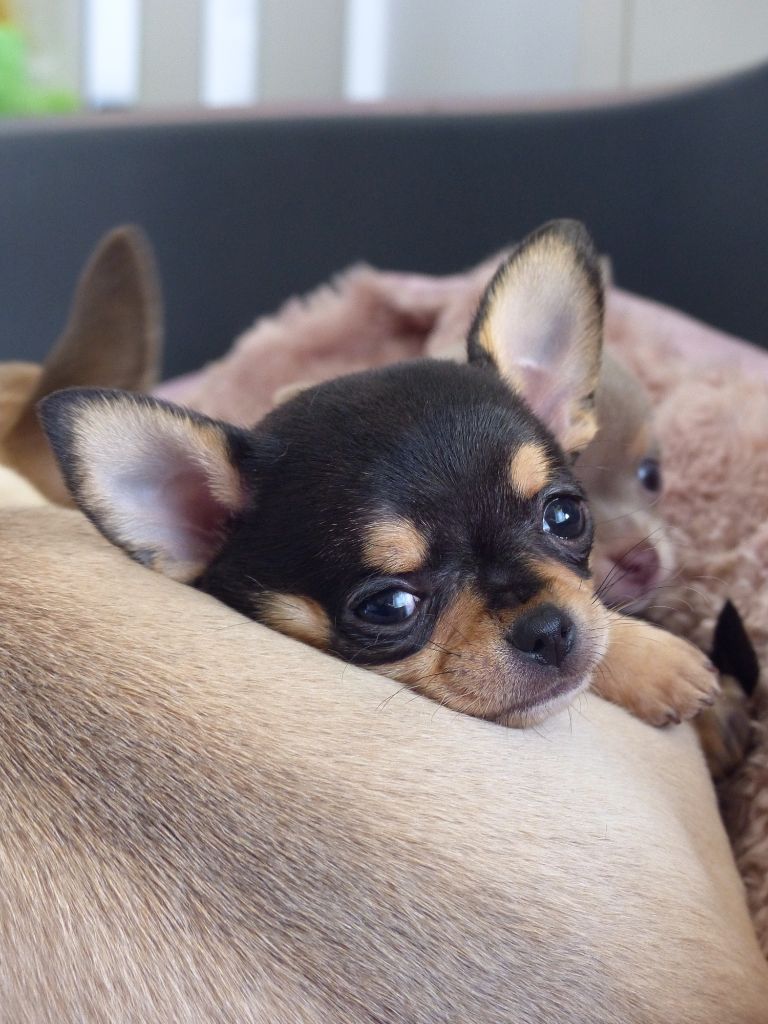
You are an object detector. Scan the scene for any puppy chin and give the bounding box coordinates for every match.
[494,671,593,728]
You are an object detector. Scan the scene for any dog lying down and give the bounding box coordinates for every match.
[41,221,717,730]
[0,503,766,1022]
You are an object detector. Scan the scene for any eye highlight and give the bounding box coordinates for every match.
[542,495,587,540]
[637,457,662,492]
[354,588,419,626]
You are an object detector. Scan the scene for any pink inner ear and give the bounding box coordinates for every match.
[106,435,241,570]
[163,467,233,551]
[515,363,571,440]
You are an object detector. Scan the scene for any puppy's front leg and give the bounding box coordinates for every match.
[592,611,719,726]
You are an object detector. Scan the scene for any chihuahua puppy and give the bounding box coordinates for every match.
[40,220,716,728]
[575,353,674,613]
[366,253,674,615]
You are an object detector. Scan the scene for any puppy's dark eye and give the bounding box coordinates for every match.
[637,457,662,492]
[354,589,419,625]
[542,496,586,540]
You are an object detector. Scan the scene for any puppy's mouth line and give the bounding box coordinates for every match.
[496,671,592,718]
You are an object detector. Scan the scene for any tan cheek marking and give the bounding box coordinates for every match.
[508,442,551,498]
[375,588,513,718]
[257,593,331,650]
[362,517,428,575]
[382,589,487,682]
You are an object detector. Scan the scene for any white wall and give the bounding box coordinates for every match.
[11,0,768,110]
[628,0,768,86]
[259,0,346,101]
[142,1,201,107]
[384,0,583,98]
[378,0,768,98]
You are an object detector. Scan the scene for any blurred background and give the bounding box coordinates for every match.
[3,0,768,115]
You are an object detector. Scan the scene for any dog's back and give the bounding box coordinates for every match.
[0,506,766,1023]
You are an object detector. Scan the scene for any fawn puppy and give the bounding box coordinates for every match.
[576,351,674,612]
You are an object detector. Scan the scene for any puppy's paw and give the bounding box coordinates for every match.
[592,614,719,727]
[625,632,719,727]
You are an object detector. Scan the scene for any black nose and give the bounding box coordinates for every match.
[507,604,575,668]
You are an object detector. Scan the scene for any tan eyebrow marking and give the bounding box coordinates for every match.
[508,442,551,498]
[256,593,330,650]
[362,517,428,575]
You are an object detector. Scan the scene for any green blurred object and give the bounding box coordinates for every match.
[0,21,78,116]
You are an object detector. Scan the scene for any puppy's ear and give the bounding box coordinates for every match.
[711,599,760,697]
[467,219,604,455]
[2,225,163,504]
[38,389,254,583]
[37,224,162,394]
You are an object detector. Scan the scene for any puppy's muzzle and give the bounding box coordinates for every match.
[507,604,575,668]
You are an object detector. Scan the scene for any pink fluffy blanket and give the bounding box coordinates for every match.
[156,258,768,953]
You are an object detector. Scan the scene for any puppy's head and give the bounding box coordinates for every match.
[40,220,611,726]
[574,354,674,613]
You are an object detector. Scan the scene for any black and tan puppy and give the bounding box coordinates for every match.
[39,220,716,727]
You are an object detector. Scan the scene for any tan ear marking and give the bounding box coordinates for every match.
[362,517,428,575]
[257,593,330,649]
[561,408,599,458]
[508,442,551,498]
